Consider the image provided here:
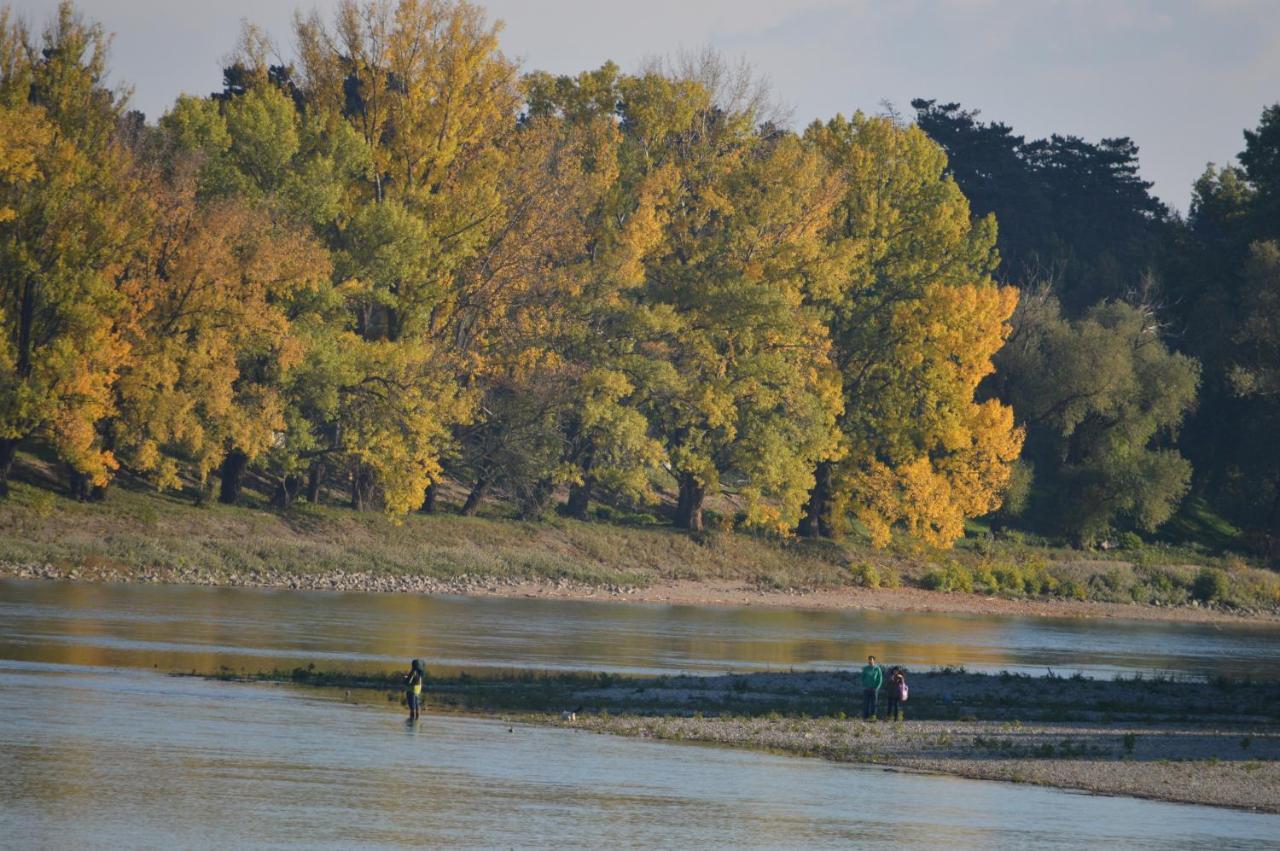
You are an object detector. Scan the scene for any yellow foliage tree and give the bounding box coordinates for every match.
[835,282,1024,547]
[114,169,330,499]
[803,113,1023,547]
[0,5,140,496]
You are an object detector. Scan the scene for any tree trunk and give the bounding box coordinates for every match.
[0,438,17,497]
[518,478,554,521]
[459,477,488,517]
[273,474,303,510]
[218,450,249,505]
[1267,476,1280,566]
[306,460,326,504]
[798,460,835,538]
[565,477,592,520]
[66,465,105,502]
[350,464,376,511]
[419,482,438,514]
[674,473,705,532]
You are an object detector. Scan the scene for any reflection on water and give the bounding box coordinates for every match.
[2,661,1277,850]
[2,579,1278,680]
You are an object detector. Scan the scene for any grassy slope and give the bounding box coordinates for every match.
[2,470,1279,613]
[0,478,849,589]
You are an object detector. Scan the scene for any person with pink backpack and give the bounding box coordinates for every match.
[886,666,909,721]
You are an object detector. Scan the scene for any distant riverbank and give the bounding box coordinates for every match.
[2,480,1278,625]
[6,559,1277,626]
[212,666,1280,814]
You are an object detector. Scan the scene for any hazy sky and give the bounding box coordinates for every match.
[9,0,1280,211]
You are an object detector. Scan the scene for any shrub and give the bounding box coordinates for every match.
[1146,568,1178,594]
[921,561,974,593]
[850,562,881,589]
[1058,579,1087,601]
[1119,531,1144,550]
[1029,567,1059,595]
[974,565,998,593]
[1193,568,1228,603]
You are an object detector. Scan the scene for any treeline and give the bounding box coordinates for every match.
[0,2,1276,559]
[0,1,1020,548]
[914,99,1280,554]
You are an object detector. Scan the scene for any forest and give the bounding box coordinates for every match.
[2,1,1279,563]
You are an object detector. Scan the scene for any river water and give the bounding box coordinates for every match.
[3,579,1279,680]
[2,579,1279,848]
[3,661,1278,849]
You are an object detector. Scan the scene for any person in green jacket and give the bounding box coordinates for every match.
[860,655,883,720]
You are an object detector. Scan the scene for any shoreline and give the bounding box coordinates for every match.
[5,559,1277,626]
[214,666,1280,814]
[548,715,1280,815]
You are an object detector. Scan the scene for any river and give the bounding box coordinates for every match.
[3,579,1278,680]
[2,579,1279,848]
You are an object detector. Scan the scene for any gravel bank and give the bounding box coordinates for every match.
[552,714,1280,813]
[4,559,1275,626]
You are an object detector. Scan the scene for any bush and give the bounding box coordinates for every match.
[1119,531,1144,551]
[990,563,1021,592]
[1026,567,1059,595]
[921,561,974,593]
[974,565,998,593]
[1193,568,1229,603]
[1146,568,1178,595]
[850,562,881,589]
[1058,579,1087,601]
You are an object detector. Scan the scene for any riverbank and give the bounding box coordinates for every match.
[216,666,1280,813]
[7,559,1277,625]
[3,479,1278,624]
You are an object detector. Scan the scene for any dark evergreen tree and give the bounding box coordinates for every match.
[912,99,1168,314]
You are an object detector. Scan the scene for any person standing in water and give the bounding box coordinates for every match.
[860,655,883,720]
[405,659,425,721]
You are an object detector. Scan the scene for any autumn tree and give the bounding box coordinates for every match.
[0,4,140,496]
[614,65,844,533]
[283,0,519,511]
[111,160,329,505]
[799,114,1022,547]
[508,63,678,520]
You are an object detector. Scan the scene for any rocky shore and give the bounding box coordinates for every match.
[4,558,1275,625]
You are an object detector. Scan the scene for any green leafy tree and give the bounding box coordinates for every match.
[623,69,843,532]
[992,290,1199,543]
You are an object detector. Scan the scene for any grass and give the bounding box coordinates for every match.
[3,451,1279,614]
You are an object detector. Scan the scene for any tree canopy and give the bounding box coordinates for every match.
[10,0,1280,563]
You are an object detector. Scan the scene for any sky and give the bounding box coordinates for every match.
[8,0,1280,212]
